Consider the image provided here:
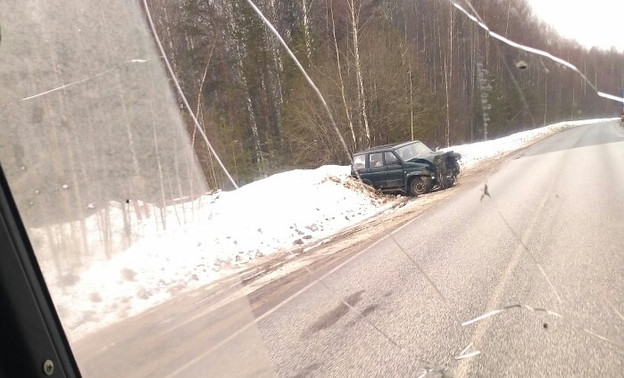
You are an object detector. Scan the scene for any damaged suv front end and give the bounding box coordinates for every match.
[351,141,461,196]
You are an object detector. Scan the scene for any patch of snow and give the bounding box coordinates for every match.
[39,165,397,340]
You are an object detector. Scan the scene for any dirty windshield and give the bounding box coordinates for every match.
[1,0,624,377]
[396,141,433,161]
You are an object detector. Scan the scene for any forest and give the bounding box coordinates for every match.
[147,0,624,188]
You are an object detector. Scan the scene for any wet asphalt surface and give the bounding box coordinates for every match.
[76,121,624,377]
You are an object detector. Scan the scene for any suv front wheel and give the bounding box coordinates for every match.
[409,176,429,196]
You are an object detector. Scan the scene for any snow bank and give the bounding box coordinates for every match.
[46,165,398,340]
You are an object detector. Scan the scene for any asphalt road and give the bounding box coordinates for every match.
[75,121,624,377]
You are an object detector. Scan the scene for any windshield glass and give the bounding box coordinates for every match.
[1,0,624,377]
[396,141,434,161]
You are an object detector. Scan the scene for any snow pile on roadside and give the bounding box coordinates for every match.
[445,118,616,168]
[205,165,395,258]
[48,165,399,340]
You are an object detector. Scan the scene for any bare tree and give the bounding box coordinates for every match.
[329,0,357,147]
[347,0,371,146]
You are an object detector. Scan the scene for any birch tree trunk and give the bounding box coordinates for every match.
[403,21,415,140]
[444,4,454,147]
[301,0,313,63]
[443,57,451,147]
[330,0,357,147]
[348,0,371,146]
[267,0,285,139]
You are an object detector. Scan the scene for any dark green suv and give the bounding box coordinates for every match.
[351,141,461,196]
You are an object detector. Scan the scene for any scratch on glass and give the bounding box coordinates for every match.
[20,59,147,102]
[455,343,481,360]
[462,303,624,351]
[143,0,239,189]
[241,0,361,180]
[480,184,563,304]
[451,0,624,106]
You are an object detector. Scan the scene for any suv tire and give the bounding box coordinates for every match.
[409,176,428,196]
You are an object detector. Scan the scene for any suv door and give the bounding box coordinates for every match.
[366,152,386,189]
[383,151,404,189]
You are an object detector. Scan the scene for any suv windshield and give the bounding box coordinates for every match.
[396,141,433,161]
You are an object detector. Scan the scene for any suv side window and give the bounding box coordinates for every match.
[369,152,383,168]
[384,152,399,165]
[353,154,365,171]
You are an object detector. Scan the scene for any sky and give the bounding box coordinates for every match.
[527,0,624,51]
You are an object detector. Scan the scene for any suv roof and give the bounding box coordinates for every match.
[353,141,416,155]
